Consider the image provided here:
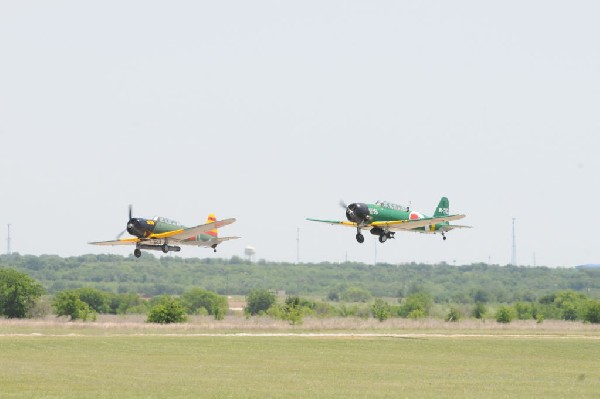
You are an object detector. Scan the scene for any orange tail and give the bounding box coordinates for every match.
[206,214,218,238]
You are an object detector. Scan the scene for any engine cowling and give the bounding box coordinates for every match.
[126,218,154,238]
[346,203,371,225]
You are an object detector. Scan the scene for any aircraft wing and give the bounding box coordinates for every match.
[372,214,466,231]
[178,236,240,247]
[89,237,140,246]
[307,215,466,232]
[437,224,472,232]
[306,218,357,227]
[150,218,237,241]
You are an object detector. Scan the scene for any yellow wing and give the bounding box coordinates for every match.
[89,237,140,246]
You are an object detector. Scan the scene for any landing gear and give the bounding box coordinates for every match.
[356,233,365,243]
[378,231,394,243]
[211,244,218,253]
[442,232,447,241]
[134,248,141,258]
[356,227,365,243]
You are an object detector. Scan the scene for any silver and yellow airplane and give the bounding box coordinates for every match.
[90,205,238,257]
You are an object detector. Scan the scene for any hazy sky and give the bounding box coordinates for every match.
[1,1,598,267]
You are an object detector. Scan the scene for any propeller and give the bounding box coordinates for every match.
[116,204,133,239]
[339,200,348,209]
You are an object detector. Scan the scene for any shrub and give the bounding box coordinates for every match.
[408,309,425,319]
[372,298,391,322]
[245,289,276,316]
[182,287,228,319]
[327,290,340,302]
[0,269,45,318]
[513,302,533,320]
[495,306,515,323]
[147,296,188,324]
[445,307,462,322]
[282,296,304,325]
[400,292,432,318]
[582,300,600,324]
[53,291,95,321]
[472,302,487,319]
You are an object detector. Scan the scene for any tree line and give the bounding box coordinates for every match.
[1,267,599,325]
[1,253,598,303]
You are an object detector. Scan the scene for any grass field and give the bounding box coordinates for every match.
[1,317,599,398]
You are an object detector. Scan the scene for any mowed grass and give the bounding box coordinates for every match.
[1,332,599,398]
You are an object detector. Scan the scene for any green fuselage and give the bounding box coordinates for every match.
[151,219,214,242]
[366,204,448,233]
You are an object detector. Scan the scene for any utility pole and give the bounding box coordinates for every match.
[511,218,517,265]
[6,224,11,255]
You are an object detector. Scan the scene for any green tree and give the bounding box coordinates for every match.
[75,287,110,313]
[282,296,304,325]
[372,298,391,322]
[513,302,533,320]
[109,292,147,314]
[471,288,491,303]
[399,292,433,318]
[582,300,600,324]
[495,306,515,323]
[341,287,372,303]
[245,289,275,315]
[182,287,228,319]
[146,296,188,324]
[53,291,94,321]
[0,269,45,318]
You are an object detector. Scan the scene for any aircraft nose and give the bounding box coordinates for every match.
[346,203,370,224]
[126,219,142,237]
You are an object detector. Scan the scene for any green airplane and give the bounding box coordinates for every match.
[90,205,238,258]
[307,197,469,244]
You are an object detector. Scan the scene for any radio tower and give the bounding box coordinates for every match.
[6,224,11,255]
[511,218,517,265]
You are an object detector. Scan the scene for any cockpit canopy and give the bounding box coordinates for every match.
[153,216,181,226]
[375,200,409,212]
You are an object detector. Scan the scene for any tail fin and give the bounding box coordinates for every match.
[206,214,218,238]
[434,197,449,217]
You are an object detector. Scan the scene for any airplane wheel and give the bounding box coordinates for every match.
[443,236,447,241]
[162,244,169,253]
[356,233,365,244]
[379,235,387,243]
[134,249,141,258]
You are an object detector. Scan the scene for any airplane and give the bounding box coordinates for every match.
[307,197,469,244]
[90,205,239,258]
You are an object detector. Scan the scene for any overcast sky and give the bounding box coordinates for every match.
[1,1,598,267]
